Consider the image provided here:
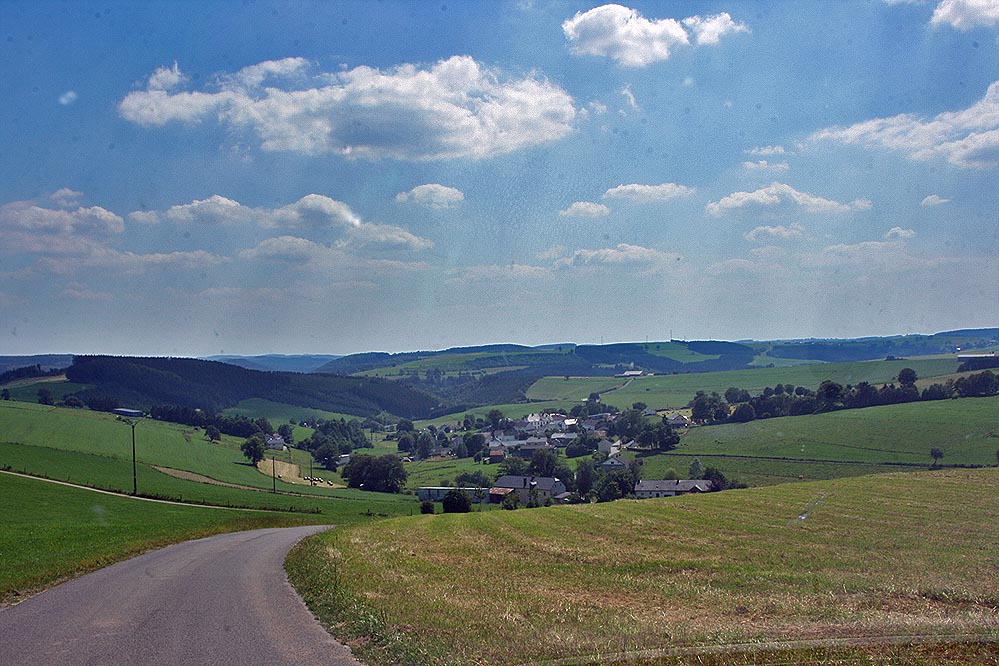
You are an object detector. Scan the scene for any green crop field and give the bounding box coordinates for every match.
[2,379,92,402]
[528,356,962,410]
[0,472,310,604]
[287,468,999,665]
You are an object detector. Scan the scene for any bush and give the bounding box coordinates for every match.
[442,489,472,513]
[419,500,435,515]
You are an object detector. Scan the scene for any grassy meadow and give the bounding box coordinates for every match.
[527,356,961,411]
[0,472,311,604]
[287,468,999,665]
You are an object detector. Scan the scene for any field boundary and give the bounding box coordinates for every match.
[532,631,999,665]
[0,469,286,513]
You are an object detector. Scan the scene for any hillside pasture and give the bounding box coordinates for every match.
[529,356,961,411]
[1,472,309,605]
[287,468,999,665]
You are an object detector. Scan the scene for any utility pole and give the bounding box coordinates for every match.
[130,420,137,496]
[272,456,276,493]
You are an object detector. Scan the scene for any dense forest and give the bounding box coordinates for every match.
[65,356,439,418]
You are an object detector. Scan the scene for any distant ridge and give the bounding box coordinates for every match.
[203,354,342,374]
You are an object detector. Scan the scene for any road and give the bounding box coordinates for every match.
[0,526,361,666]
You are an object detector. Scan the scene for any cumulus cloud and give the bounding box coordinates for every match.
[706,182,871,216]
[556,243,681,267]
[744,223,806,242]
[930,0,999,29]
[559,201,611,218]
[146,61,187,91]
[119,56,577,161]
[812,80,999,168]
[563,5,747,67]
[885,226,917,239]
[49,188,84,208]
[603,182,695,202]
[395,184,465,209]
[58,91,78,106]
[0,198,124,255]
[742,160,790,172]
[682,13,751,45]
[746,145,787,156]
[129,194,431,251]
[921,194,952,206]
[41,248,226,275]
[238,235,324,262]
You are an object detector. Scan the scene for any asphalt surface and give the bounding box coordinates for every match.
[0,526,362,666]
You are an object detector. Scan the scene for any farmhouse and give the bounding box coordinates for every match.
[634,479,713,498]
[600,455,627,471]
[488,447,507,464]
[265,434,286,451]
[491,475,567,504]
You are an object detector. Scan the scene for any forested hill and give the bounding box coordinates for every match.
[64,356,438,419]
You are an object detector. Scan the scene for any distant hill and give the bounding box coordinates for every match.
[758,329,999,363]
[203,354,342,374]
[64,356,438,419]
[0,355,74,374]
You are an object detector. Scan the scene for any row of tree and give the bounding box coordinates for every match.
[690,370,999,425]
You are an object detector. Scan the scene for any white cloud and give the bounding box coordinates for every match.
[61,284,113,302]
[885,226,917,239]
[238,236,324,262]
[746,145,787,156]
[49,188,83,208]
[812,80,999,168]
[930,0,999,30]
[620,84,639,110]
[42,248,226,275]
[559,201,611,218]
[0,199,124,255]
[448,263,551,284]
[58,91,78,106]
[744,223,806,242]
[921,194,952,206]
[603,182,695,202]
[741,160,790,172]
[557,243,680,267]
[129,194,431,251]
[120,56,577,161]
[536,244,567,261]
[395,184,465,209]
[682,13,750,45]
[146,61,187,91]
[706,182,871,216]
[562,5,746,67]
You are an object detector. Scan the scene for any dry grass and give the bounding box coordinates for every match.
[288,468,999,665]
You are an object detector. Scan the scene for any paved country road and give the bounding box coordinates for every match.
[0,526,362,666]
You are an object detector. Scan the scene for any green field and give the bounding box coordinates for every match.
[2,379,92,402]
[1,472,308,604]
[287,468,999,665]
[528,356,962,410]
[223,398,356,425]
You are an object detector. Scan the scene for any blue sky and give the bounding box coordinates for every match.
[2,0,998,356]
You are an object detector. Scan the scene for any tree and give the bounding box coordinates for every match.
[637,419,679,450]
[241,433,265,465]
[420,500,435,514]
[1,389,10,400]
[612,408,645,440]
[205,425,221,442]
[529,449,559,477]
[501,493,520,510]
[396,418,415,433]
[37,387,53,405]
[277,423,295,447]
[724,387,751,404]
[498,456,528,476]
[930,447,944,467]
[487,408,505,429]
[416,431,434,459]
[253,417,273,435]
[816,380,844,409]
[898,368,918,387]
[462,433,486,458]
[442,489,472,513]
[632,402,647,411]
[730,403,756,423]
[397,432,414,453]
[575,459,597,496]
[688,458,704,479]
[455,470,492,487]
[341,454,407,493]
